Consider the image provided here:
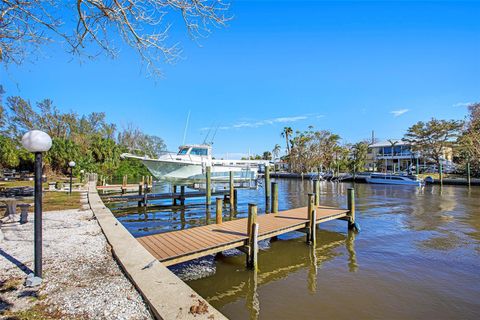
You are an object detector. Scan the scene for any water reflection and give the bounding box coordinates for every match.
[346,231,358,273]
[106,180,480,319]
[187,230,349,309]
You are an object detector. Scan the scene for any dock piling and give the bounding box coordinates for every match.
[271,182,278,213]
[173,185,177,206]
[180,186,185,206]
[143,182,148,207]
[313,180,320,207]
[248,223,259,270]
[347,188,357,230]
[265,166,271,213]
[229,171,235,207]
[216,198,223,224]
[307,193,316,245]
[467,161,471,187]
[206,166,212,207]
[246,204,258,269]
[138,182,143,207]
[234,189,238,208]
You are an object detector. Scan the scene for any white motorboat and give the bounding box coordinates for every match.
[121,144,269,184]
[366,173,424,186]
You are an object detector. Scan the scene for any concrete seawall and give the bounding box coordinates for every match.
[87,182,227,320]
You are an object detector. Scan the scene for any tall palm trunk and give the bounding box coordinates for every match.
[285,133,290,155]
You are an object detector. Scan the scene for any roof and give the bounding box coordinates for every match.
[369,140,411,148]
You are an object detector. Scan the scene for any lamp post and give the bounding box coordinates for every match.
[68,161,76,195]
[21,130,52,283]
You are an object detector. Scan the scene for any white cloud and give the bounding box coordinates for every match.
[453,102,472,108]
[390,109,409,117]
[208,114,315,131]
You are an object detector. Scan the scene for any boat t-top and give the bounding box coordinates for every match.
[121,144,269,185]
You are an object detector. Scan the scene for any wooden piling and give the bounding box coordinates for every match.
[216,198,223,224]
[467,161,471,187]
[247,204,257,240]
[347,188,355,229]
[265,166,271,212]
[229,171,235,207]
[439,162,443,186]
[247,203,258,269]
[233,189,238,207]
[271,182,278,213]
[206,166,212,207]
[307,193,315,244]
[173,185,177,206]
[180,186,185,206]
[310,206,316,246]
[138,183,143,207]
[313,179,320,207]
[121,175,126,194]
[248,223,259,270]
[143,183,148,207]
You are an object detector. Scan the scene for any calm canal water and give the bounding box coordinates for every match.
[108,179,480,319]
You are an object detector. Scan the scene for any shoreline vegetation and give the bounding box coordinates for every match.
[0,90,165,181]
[248,104,480,180]
[1,88,479,182]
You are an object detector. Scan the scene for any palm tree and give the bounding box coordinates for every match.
[272,144,281,160]
[387,139,399,173]
[281,127,293,155]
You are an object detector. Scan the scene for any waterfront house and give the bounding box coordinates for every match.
[366,140,453,173]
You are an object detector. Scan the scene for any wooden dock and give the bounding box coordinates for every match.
[138,194,355,267]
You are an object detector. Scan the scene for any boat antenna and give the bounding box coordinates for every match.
[203,126,212,144]
[210,125,219,145]
[182,110,191,145]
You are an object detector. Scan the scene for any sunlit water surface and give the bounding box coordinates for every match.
[107,179,480,319]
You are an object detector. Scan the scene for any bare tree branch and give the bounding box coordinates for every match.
[0,0,231,76]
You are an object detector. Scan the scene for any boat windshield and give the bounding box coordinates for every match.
[190,148,208,156]
[178,148,189,155]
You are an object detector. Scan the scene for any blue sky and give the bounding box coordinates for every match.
[1,1,479,158]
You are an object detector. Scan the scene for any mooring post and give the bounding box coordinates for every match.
[229,171,235,207]
[347,188,356,229]
[216,198,223,224]
[180,186,185,206]
[173,185,177,206]
[234,189,238,207]
[206,166,212,207]
[313,179,320,207]
[467,161,471,187]
[271,182,278,213]
[138,182,143,207]
[246,204,258,269]
[439,162,443,186]
[143,183,148,207]
[265,165,271,213]
[250,223,259,270]
[121,175,126,194]
[307,193,316,245]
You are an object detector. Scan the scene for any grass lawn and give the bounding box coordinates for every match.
[20,192,82,212]
[1,178,82,212]
[0,180,37,188]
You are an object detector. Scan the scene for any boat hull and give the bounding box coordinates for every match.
[141,159,257,184]
[366,177,422,186]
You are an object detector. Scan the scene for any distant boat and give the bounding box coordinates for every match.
[121,144,269,184]
[366,173,424,186]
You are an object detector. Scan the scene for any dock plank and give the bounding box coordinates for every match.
[137,205,349,266]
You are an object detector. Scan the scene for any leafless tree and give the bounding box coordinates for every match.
[0,0,231,76]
